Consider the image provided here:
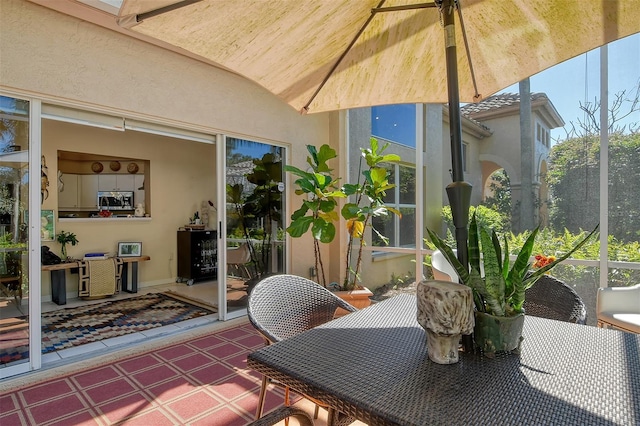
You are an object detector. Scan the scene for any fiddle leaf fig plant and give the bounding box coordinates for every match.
[341,138,401,291]
[285,144,345,287]
[427,213,599,317]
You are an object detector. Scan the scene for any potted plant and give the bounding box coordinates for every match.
[285,144,345,287]
[55,230,79,260]
[286,138,401,311]
[427,213,598,356]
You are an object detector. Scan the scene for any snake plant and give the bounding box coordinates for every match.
[427,214,598,317]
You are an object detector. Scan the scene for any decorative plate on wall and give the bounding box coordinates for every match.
[110,161,121,171]
[91,162,104,173]
[127,162,139,174]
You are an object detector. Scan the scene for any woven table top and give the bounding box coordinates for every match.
[248,294,640,426]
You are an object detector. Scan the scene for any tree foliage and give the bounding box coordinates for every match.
[548,131,640,242]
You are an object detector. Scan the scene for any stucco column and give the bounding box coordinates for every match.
[518,79,535,232]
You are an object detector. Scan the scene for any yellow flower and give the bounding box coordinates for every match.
[346,218,364,238]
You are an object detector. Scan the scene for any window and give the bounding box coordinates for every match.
[372,164,416,248]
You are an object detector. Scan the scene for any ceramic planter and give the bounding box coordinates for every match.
[473,311,525,357]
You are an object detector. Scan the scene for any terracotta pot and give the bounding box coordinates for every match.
[334,287,373,317]
[473,311,525,357]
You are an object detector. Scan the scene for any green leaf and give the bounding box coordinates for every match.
[380,154,401,163]
[480,227,505,316]
[316,144,337,173]
[286,216,313,238]
[290,204,310,221]
[468,214,481,273]
[312,219,336,243]
[342,183,360,196]
[295,178,316,194]
[284,165,313,180]
[427,228,470,285]
[341,203,362,220]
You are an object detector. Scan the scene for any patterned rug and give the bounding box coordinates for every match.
[0,293,216,365]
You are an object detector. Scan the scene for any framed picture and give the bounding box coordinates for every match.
[117,242,142,257]
[40,210,55,241]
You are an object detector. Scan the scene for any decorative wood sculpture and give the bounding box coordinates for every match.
[417,280,475,364]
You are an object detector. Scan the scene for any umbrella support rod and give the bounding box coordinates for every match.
[136,0,201,23]
[303,1,438,113]
[455,6,481,101]
[372,3,437,13]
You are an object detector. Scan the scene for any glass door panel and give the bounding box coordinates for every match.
[0,96,30,369]
[225,138,285,314]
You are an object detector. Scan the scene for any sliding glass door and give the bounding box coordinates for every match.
[223,138,286,316]
[0,96,31,373]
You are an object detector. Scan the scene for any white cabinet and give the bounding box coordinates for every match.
[59,174,79,208]
[80,175,99,208]
[98,174,136,191]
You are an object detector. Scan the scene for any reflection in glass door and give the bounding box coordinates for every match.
[0,96,30,370]
[224,138,286,315]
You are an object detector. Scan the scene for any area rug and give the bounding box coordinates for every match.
[0,292,216,365]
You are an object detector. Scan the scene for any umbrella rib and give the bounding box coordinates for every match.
[136,0,201,23]
[456,4,481,101]
[302,1,437,113]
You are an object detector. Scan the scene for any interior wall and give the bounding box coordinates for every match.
[40,119,216,299]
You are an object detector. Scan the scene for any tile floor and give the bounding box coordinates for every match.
[0,319,343,426]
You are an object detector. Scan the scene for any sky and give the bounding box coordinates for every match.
[500,33,640,142]
[372,33,640,147]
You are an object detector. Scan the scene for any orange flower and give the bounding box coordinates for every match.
[533,254,556,269]
[346,218,364,238]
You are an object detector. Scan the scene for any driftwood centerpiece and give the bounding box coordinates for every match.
[417,280,474,364]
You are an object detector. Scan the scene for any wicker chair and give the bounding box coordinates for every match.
[247,406,314,426]
[524,275,587,324]
[248,274,358,421]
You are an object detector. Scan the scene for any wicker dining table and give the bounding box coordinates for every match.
[247,293,640,426]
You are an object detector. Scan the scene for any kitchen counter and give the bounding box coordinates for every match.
[58,217,151,223]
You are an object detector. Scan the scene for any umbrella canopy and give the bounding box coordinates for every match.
[116,0,639,276]
[118,0,640,114]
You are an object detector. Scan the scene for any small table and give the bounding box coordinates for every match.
[248,294,640,426]
[42,256,150,305]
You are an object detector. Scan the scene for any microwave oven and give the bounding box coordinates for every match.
[97,191,134,210]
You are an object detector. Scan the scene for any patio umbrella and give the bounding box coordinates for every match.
[117,0,640,264]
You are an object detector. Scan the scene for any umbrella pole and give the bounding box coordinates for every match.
[440,0,473,352]
[440,0,471,265]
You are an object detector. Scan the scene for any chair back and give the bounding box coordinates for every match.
[248,274,358,343]
[227,243,251,265]
[431,249,459,282]
[524,275,587,324]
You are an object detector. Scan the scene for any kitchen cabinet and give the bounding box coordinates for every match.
[58,174,79,208]
[98,174,136,191]
[177,230,217,285]
[80,175,99,208]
